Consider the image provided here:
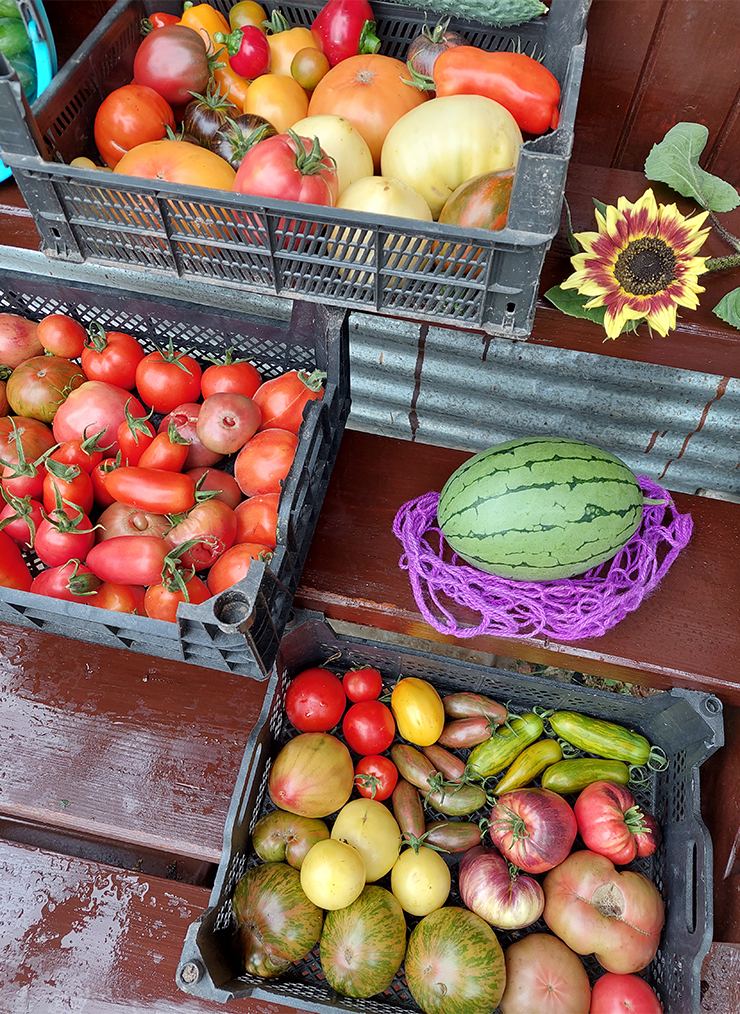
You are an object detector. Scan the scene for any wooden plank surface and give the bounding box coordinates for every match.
[296,429,740,702]
[0,838,295,1013]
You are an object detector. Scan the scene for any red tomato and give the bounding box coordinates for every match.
[201,353,262,399]
[91,456,122,509]
[0,529,32,591]
[6,355,85,424]
[574,782,661,866]
[102,466,196,514]
[233,428,298,497]
[0,416,56,500]
[342,700,395,755]
[136,346,202,415]
[307,53,428,168]
[88,581,146,614]
[48,430,109,474]
[343,666,383,702]
[144,574,211,622]
[137,425,190,471]
[589,972,663,1013]
[543,851,665,975]
[86,535,171,586]
[34,504,97,569]
[354,754,398,801]
[489,788,577,875]
[196,392,262,455]
[165,499,238,570]
[30,560,100,600]
[81,326,145,391]
[233,131,338,205]
[186,466,242,509]
[37,313,87,358]
[252,369,325,434]
[0,494,43,548]
[161,403,223,469]
[234,492,279,548]
[284,667,346,732]
[94,83,176,169]
[53,382,147,457]
[95,502,169,542]
[310,0,379,67]
[117,407,156,466]
[42,462,95,515]
[133,24,211,106]
[206,541,273,595]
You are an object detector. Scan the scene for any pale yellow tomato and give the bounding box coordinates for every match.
[391,845,451,916]
[300,838,366,910]
[331,798,402,882]
[290,114,373,196]
[391,677,445,746]
[336,176,432,221]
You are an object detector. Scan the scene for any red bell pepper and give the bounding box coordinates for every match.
[310,0,381,67]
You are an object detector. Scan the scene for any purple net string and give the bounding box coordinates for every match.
[392,476,693,641]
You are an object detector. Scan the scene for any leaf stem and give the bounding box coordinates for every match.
[706,253,740,272]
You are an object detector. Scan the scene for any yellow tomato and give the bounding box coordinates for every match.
[391,677,445,746]
[331,798,402,882]
[391,846,451,916]
[264,10,318,76]
[243,74,309,134]
[300,838,366,910]
[291,114,373,196]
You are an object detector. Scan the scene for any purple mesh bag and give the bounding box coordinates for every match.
[392,476,692,640]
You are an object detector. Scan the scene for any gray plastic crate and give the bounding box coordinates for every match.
[0,270,350,677]
[0,0,590,338]
[176,616,723,1013]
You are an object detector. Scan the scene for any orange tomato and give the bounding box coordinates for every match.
[307,54,428,169]
[114,139,236,190]
[243,74,309,133]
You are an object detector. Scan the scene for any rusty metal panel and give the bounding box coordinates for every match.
[347,313,740,497]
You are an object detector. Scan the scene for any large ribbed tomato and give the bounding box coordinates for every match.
[307,54,428,168]
[114,139,236,191]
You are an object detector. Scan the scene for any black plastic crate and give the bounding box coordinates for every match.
[0,0,590,338]
[176,616,723,1012]
[0,270,350,677]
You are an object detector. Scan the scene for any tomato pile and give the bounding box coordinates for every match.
[231,662,668,1013]
[0,307,325,620]
[79,0,563,230]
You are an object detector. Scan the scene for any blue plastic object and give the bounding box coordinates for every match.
[0,0,56,181]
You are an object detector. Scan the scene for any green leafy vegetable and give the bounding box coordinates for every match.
[644,122,740,214]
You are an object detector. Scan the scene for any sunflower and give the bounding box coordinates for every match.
[561,188,711,339]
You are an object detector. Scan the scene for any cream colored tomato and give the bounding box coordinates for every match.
[381,94,522,219]
[331,798,402,882]
[391,846,451,917]
[300,838,366,910]
[337,176,432,221]
[290,114,373,195]
[391,677,445,745]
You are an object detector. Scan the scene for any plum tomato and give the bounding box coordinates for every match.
[285,667,347,733]
[342,700,395,755]
[343,666,383,702]
[354,754,398,801]
[233,428,298,497]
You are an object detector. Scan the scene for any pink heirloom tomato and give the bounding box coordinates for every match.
[589,972,663,1014]
[233,130,338,206]
[488,788,577,874]
[574,781,661,865]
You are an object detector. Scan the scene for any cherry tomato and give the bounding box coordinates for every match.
[354,754,398,801]
[135,345,202,415]
[86,535,171,586]
[93,83,176,169]
[284,666,346,733]
[234,492,279,548]
[102,466,196,514]
[200,352,262,399]
[144,574,211,622]
[343,666,383,702]
[81,325,145,391]
[233,428,298,497]
[0,529,32,591]
[342,700,395,755]
[253,369,325,434]
[37,313,87,358]
[229,0,267,31]
[205,541,273,595]
[291,47,331,91]
[88,581,146,614]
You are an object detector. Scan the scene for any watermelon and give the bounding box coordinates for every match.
[437,437,644,581]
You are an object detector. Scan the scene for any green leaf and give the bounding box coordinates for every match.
[713,286,740,330]
[593,198,608,218]
[544,286,642,335]
[644,122,740,213]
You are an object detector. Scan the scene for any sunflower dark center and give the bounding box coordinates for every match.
[614,236,677,295]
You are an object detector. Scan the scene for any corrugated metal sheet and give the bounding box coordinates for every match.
[3,249,737,498]
[346,313,740,498]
